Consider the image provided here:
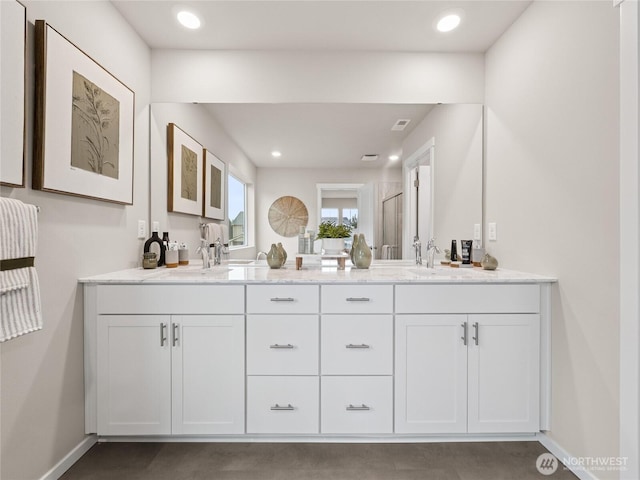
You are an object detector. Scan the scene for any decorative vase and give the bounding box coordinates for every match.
[267,243,284,269]
[480,253,499,271]
[277,242,287,267]
[322,237,345,255]
[353,235,372,269]
[350,234,361,264]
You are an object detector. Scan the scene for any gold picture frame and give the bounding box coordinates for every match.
[0,1,27,187]
[33,20,135,204]
[203,149,226,220]
[167,123,203,216]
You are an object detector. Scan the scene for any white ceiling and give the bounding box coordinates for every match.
[113,1,531,169]
[112,1,531,52]
[205,103,434,169]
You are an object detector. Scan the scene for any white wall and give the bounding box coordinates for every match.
[402,104,483,248]
[151,51,484,104]
[149,103,257,258]
[0,2,151,479]
[619,1,640,477]
[484,2,619,477]
[256,168,401,256]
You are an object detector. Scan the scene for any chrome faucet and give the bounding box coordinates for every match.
[212,238,223,266]
[413,236,422,265]
[196,238,211,269]
[256,251,268,261]
[426,238,441,269]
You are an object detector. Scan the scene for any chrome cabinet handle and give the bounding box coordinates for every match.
[472,322,479,346]
[172,323,179,347]
[346,343,370,349]
[160,323,167,347]
[346,404,370,411]
[270,404,295,411]
[346,297,370,302]
[270,297,294,302]
[269,343,295,349]
[461,322,468,346]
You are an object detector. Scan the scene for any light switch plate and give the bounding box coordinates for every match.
[137,220,146,239]
[473,224,481,241]
[488,223,497,241]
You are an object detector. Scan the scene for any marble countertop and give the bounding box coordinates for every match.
[79,260,556,285]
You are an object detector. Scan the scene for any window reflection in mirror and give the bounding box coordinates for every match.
[228,174,246,247]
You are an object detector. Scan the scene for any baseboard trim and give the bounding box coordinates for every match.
[96,433,539,443]
[39,434,97,480]
[537,433,600,480]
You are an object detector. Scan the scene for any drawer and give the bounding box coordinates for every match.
[96,285,244,314]
[321,285,393,314]
[321,315,393,375]
[321,376,392,434]
[247,376,319,434]
[247,285,319,314]
[395,284,541,314]
[247,315,319,375]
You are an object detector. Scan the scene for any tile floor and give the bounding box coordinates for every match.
[60,441,579,479]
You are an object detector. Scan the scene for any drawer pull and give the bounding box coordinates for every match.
[346,404,370,411]
[269,343,295,349]
[346,297,371,302]
[270,297,295,302]
[346,343,370,349]
[270,403,295,411]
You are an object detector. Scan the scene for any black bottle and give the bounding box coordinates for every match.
[450,240,458,262]
[144,230,166,266]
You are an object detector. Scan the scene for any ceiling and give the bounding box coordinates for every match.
[113,1,531,169]
[205,103,434,169]
[112,1,531,52]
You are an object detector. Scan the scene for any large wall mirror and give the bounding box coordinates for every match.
[149,102,483,260]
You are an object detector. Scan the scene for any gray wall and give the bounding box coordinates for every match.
[484,2,620,476]
[0,2,151,479]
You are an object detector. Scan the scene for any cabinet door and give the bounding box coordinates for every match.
[395,315,468,434]
[467,314,540,433]
[171,315,245,434]
[97,315,171,435]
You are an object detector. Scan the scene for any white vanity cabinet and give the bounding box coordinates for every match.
[246,285,320,434]
[395,285,542,434]
[320,284,394,434]
[83,269,553,440]
[88,285,245,436]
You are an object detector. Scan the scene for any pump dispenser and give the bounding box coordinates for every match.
[144,226,166,266]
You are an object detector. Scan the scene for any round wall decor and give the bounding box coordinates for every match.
[268,196,309,237]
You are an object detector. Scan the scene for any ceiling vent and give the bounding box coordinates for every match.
[360,154,379,162]
[391,119,411,131]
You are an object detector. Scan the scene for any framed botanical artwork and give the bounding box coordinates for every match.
[0,0,26,187]
[203,149,225,220]
[33,20,135,204]
[167,123,203,216]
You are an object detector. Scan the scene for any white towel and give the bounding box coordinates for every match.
[381,245,391,260]
[205,223,222,245]
[0,198,42,342]
[219,224,229,246]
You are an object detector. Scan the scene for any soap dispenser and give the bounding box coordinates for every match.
[144,228,166,266]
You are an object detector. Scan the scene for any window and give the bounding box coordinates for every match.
[227,174,246,247]
[321,207,358,229]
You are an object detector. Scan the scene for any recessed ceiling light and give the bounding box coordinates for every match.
[177,10,201,29]
[271,151,282,158]
[389,155,400,161]
[435,9,464,33]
